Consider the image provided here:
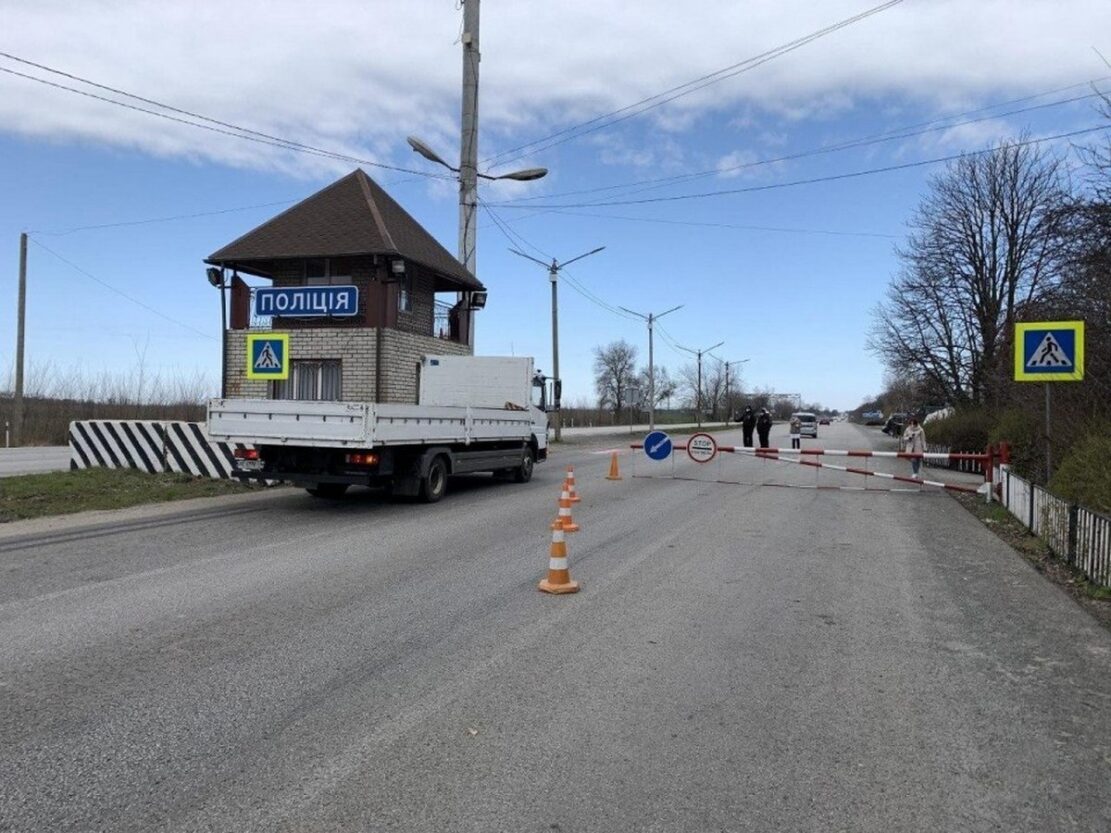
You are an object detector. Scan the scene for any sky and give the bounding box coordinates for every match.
[1,0,1110,412]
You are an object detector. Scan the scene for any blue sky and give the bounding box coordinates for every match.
[2,0,1110,411]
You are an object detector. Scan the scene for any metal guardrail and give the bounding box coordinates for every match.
[997,464,1111,589]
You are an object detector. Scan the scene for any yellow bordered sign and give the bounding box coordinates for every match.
[1013,321,1084,382]
[246,333,290,380]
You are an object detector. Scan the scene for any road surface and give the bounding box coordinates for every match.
[0,446,70,478]
[1,422,1108,832]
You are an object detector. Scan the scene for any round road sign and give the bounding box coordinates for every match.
[687,432,717,464]
[643,431,673,461]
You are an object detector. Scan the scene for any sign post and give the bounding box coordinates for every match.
[1013,321,1084,481]
[643,431,673,462]
[686,432,718,464]
[246,333,290,382]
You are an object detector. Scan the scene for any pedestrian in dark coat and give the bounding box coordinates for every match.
[740,406,756,447]
[756,408,773,448]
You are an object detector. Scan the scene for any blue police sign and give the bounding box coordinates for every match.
[643,431,673,461]
[255,286,359,318]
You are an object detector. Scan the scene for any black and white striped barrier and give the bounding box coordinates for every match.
[69,420,252,480]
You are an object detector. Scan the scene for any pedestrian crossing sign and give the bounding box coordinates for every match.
[1014,321,1084,382]
[246,333,289,380]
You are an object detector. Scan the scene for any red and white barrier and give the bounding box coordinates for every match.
[629,441,994,497]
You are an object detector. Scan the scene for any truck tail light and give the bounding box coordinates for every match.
[234,447,259,461]
[345,453,379,466]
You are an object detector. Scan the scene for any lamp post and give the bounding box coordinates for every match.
[619,303,682,431]
[509,246,605,441]
[406,135,546,347]
[721,358,749,422]
[676,340,724,427]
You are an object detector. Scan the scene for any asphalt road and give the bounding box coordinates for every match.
[0,446,70,478]
[1,422,1109,832]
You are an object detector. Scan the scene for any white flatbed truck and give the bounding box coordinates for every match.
[207,355,555,502]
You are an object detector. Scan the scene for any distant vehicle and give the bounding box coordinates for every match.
[861,410,885,426]
[818,417,830,425]
[792,412,818,438]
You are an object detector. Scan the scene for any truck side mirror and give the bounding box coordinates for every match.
[553,380,562,409]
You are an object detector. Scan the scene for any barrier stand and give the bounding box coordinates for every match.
[539,521,580,595]
[556,484,581,533]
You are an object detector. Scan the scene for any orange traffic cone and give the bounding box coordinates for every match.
[605,451,622,481]
[565,465,582,503]
[555,485,580,532]
[539,521,580,594]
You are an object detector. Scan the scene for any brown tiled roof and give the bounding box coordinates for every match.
[206,169,483,291]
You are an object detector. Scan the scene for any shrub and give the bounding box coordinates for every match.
[1049,429,1111,515]
[923,408,992,452]
[990,407,1043,480]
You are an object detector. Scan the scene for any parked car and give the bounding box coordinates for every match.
[861,410,885,425]
[792,412,818,438]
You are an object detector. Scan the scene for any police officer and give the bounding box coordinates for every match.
[740,405,757,448]
[756,408,773,449]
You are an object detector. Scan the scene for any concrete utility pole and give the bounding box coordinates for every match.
[620,304,682,431]
[721,358,749,421]
[458,0,480,347]
[677,340,724,427]
[13,232,28,447]
[510,246,605,441]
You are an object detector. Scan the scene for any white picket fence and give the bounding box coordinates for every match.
[996,464,1111,589]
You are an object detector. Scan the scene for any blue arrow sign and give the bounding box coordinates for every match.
[643,431,673,461]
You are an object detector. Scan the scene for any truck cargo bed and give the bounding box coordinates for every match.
[207,398,536,448]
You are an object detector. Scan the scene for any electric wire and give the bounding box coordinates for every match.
[483,0,905,170]
[28,236,216,341]
[498,79,1111,205]
[487,124,1111,209]
[31,199,300,236]
[479,200,639,322]
[0,56,454,179]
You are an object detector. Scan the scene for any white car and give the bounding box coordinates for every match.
[793,412,818,438]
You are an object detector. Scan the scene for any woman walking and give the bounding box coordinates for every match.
[902,416,927,477]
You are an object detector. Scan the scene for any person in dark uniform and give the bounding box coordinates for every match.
[740,406,756,447]
[756,408,773,449]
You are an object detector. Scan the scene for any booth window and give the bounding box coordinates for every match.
[303,258,351,286]
[272,360,342,401]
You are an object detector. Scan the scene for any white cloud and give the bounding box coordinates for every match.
[1,0,1109,176]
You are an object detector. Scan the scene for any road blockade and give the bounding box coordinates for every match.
[605,452,623,481]
[556,484,580,532]
[565,465,582,503]
[539,521,580,595]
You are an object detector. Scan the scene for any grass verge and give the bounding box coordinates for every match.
[952,492,1111,631]
[0,468,255,523]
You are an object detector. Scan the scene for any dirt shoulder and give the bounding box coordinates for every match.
[952,491,1111,631]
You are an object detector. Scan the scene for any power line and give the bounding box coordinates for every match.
[0,54,454,179]
[479,201,638,322]
[537,209,899,239]
[488,124,1111,209]
[483,0,905,170]
[498,80,1111,205]
[30,199,299,236]
[27,237,216,341]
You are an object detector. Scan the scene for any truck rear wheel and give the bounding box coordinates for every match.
[420,456,449,503]
[514,448,535,483]
[306,483,349,499]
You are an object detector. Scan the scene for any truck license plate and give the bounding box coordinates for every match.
[237,460,263,472]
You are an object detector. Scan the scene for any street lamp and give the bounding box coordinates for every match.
[619,303,683,431]
[407,135,547,348]
[676,340,724,427]
[510,246,605,442]
[721,358,749,422]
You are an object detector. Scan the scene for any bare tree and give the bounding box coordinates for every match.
[593,340,638,417]
[870,137,1072,406]
[679,361,727,419]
